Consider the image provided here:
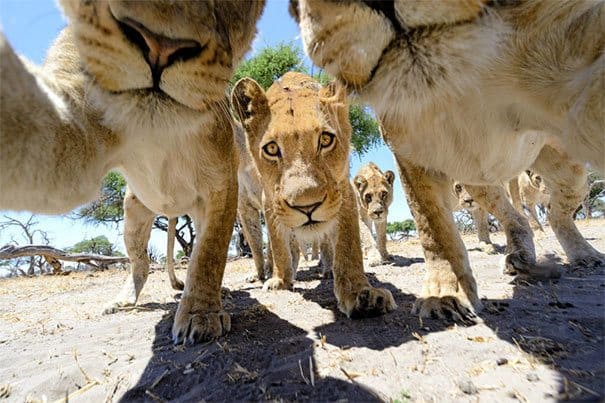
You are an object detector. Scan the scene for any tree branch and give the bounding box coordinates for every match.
[0,244,129,269]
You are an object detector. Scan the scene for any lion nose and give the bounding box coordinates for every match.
[463,198,474,205]
[372,207,384,217]
[117,17,202,86]
[289,200,324,217]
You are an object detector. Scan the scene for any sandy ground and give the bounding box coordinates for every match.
[0,219,603,402]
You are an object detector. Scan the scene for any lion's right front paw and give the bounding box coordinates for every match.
[262,277,292,291]
[172,298,231,345]
[501,251,534,276]
[412,296,481,325]
[338,286,397,319]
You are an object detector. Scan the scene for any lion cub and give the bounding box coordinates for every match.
[232,72,396,318]
[353,163,395,266]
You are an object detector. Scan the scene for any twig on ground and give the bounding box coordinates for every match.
[148,369,169,390]
[145,390,167,403]
[299,359,310,385]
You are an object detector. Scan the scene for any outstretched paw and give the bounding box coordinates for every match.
[102,298,136,315]
[172,296,230,345]
[339,287,397,319]
[368,254,393,267]
[412,296,481,325]
[262,277,292,291]
[479,241,497,255]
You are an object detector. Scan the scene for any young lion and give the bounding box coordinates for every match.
[232,72,396,318]
[293,0,604,322]
[0,0,265,344]
[353,163,395,266]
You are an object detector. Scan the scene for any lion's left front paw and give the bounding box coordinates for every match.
[338,287,397,319]
[367,253,392,267]
[172,295,230,345]
[262,277,292,291]
[412,296,481,325]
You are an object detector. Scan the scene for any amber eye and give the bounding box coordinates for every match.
[364,194,372,203]
[262,141,281,158]
[454,184,463,193]
[319,132,335,149]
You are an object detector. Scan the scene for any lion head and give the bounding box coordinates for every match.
[231,72,351,241]
[353,163,395,222]
[452,182,480,212]
[57,0,264,133]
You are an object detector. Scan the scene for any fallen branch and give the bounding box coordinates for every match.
[0,244,129,269]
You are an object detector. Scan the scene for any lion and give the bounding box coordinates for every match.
[231,72,396,318]
[293,0,604,322]
[0,0,265,344]
[449,182,498,255]
[352,163,395,266]
[509,171,551,232]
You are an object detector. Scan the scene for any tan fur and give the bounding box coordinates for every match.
[353,163,395,266]
[295,0,604,321]
[511,171,551,231]
[0,1,265,344]
[232,72,396,318]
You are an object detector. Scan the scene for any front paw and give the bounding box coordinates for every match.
[367,254,392,267]
[338,286,397,319]
[172,296,230,345]
[412,296,481,325]
[478,241,497,255]
[262,277,292,291]
[102,298,136,315]
[170,278,185,291]
[570,252,605,269]
[501,251,534,276]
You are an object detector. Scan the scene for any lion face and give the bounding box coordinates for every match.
[524,170,549,194]
[292,0,489,88]
[59,0,263,128]
[232,72,351,240]
[353,164,395,222]
[452,182,479,212]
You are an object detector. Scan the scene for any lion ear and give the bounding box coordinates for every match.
[353,175,368,194]
[231,78,270,143]
[385,170,395,186]
[319,80,347,106]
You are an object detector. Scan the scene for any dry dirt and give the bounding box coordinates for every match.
[0,220,603,402]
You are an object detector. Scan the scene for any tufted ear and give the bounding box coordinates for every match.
[231,78,270,146]
[353,175,368,194]
[288,0,300,23]
[385,170,395,186]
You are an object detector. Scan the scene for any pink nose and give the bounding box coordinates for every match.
[117,17,202,85]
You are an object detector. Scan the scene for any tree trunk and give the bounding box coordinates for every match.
[0,245,129,270]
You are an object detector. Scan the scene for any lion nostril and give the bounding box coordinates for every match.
[291,200,323,216]
[116,17,202,86]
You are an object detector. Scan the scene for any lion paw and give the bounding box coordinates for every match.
[570,252,605,269]
[262,277,292,291]
[339,287,397,319]
[412,296,481,325]
[172,297,230,345]
[102,297,136,315]
[367,254,392,267]
[501,251,534,276]
[479,241,497,255]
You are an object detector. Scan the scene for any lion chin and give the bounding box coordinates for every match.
[292,220,336,243]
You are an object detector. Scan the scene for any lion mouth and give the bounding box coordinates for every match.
[302,219,323,227]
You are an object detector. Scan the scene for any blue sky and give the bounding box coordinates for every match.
[0,0,412,255]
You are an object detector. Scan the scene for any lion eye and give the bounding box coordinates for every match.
[364,194,372,203]
[319,132,335,149]
[380,191,387,200]
[262,141,281,158]
[454,184,463,193]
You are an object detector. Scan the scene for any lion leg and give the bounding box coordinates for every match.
[311,239,320,260]
[525,201,545,233]
[531,145,605,267]
[238,200,266,281]
[470,207,496,254]
[262,209,294,291]
[166,217,184,291]
[332,183,396,318]
[290,234,301,281]
[319,236,333,279]
[103,188,155,314]
[396,157,481,322]
[359,215,383,267]
[374,219,392,263]
[172,186,237,344]
[463,184,554,279]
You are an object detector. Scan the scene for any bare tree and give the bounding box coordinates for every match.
[0,215,51,275]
